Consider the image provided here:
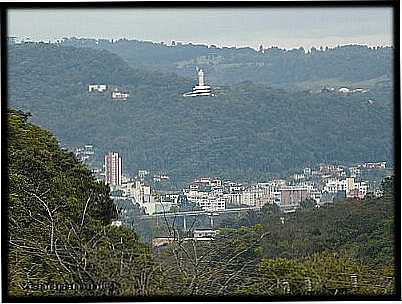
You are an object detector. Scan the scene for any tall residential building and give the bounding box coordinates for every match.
[104,152,122,186]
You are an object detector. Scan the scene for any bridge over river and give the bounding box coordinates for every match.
[140,206,261,230]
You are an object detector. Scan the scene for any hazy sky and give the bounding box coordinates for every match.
[8,7,393,49]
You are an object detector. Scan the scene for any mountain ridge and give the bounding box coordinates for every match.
[60,38,393,88]
[8,43,394,186]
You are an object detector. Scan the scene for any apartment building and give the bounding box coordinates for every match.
[104,152,122,186]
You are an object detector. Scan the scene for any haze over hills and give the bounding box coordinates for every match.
[61,37,393,89]
[8,41,394,186]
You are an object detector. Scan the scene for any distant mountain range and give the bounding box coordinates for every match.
[8,42,394,186]
[61,37,393,89]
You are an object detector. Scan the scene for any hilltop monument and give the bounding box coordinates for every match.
[183,68,214,97]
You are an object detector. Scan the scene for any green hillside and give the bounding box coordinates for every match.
[61,38,393,88]
[154,178,396,296]
[8,43,394,185]
[7,109,163,298]
[6,108,396,298]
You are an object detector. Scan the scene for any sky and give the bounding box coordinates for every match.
[8,7,393,50]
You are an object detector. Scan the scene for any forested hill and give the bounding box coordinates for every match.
[7,109,160,297]
[8,43,192,97]
[8,43,394,185]
[61,37,393,88]
[6,107,396,297]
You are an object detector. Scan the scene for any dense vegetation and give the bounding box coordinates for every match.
[61,37,393,89]
[7,109,164,298]
[8,43,394,186]
[7,109,396,298]
[154,177,396,297]
[220,181,395,266]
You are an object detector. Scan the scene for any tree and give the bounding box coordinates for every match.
[300,198,317,209]
[7,109,161,298]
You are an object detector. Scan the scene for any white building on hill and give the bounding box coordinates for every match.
[111,90,129,101]
[88,84,107,92]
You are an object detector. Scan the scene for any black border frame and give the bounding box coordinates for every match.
[1,1,400,302]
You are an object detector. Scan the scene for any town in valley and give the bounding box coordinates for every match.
[75,144,392,245]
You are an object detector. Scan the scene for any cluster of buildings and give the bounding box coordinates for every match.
[74,145,95,164]
[88,84,130,101]
[89,67,213,100]
[101,152,178,215]
[77,147,389,216]
[153,174,170,182]
[320,86,370,96]
[116,179,178,216]
[181,162,389,212]
[183,177,288,212]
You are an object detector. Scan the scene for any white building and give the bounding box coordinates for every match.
[292,173,305,181]
[164,193,180,204]
[323,177,367,199]
[323,177,355,194]
[349,166,361,178]
[111,220,122,227]
[197,177,214,185]
[310,189,322,204]
[193,229,218,238]
[211,179,222,187]
[153,174,170,182]
[361,162,386,169]
[111,90,129,100]
[138,170,149,180]
[223,192,242,206]
[144,200,178,215]
[120,180,152,204]
[303,167,312,176]
[338,87,351,94]
[224,181,243,193]
[271,179,287,188]
[375,189,384,198]
[183,68,214,97]
[75,144,95,163]
[185,186,225,211]
[357,182,368,198]
[197,197,225,211]
[88,84,107,92]
[116,181,179,215]
[346,181,368,199]
[241,183,273,207]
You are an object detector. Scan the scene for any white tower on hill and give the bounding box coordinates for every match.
[198,69,205,86]
[183,68,214,97]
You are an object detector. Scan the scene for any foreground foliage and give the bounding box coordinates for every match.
[7,109,396,299]
[8,109,164,297]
